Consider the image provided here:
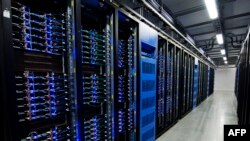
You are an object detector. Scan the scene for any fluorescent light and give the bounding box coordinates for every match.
[224,61,228,64]
[223,57,227,61]
[220,49,225,55]
[204,0,218,19]
[216,34,224,44]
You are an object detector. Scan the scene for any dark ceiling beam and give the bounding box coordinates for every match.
[174,5,206,17]
[192,31,215,36]
[170,0,236,18]
[184,21,213,29]
[206,49,239,54]
[196,33,246,42]
[206,51,223,53]
[213,57,238,60]
[223,12,250,21]
[225,25,248,30]
[191,25,248,36]
[184,12,250,29]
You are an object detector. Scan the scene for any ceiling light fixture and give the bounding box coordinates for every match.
[204,0,218,19]
[223,57,227,61]
[216,34,224,44]
[220,49,225,55]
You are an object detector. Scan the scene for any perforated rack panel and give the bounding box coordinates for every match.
[139,22,157,141]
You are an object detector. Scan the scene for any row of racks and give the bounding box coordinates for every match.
[11,2,66,55]
[156,43,197,136]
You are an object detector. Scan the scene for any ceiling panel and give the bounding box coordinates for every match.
[223,0,250,17]
[188,24,215,35]
[224,16,250,29]
[162,0,203,13]
[177,9,210,26]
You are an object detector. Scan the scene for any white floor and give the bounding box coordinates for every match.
[157,91,238,141]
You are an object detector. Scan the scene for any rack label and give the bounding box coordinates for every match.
[3,10,10,18]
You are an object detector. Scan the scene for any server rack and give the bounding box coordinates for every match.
[173,47,181,121]
[181,52,186,116]
[156,37,167,134]
[193,60,199,108]
[185,55,191,112]
[235,28,250,125]
[1,0,73,140]
[138,22,158,141]
[208,68,214,96]
[166,42,174,125]
[207,67,210,97]
[78,1,114,140]
[204,65,208,99]
[210,69,214,95]
[197,61,203,105]
[113,11,138,141]
[189,56,194,110]
[180,53,194,117]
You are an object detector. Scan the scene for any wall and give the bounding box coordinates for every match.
[214,67,236,92]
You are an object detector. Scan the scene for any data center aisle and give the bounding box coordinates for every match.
[157,91,237,141]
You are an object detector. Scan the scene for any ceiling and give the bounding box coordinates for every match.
[159,0,250,66]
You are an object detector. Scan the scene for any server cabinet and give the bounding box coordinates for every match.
[156,37,167,134]
[156,39,182,137]
[207,67,210,97]
[138,22,157,141]
[1,0,73,140]
[78,1,114,140]
[113,11,138,141]
[189,56,194,110]
[173,47,181,121]
[210,68,214,95]
[165,42,174,126]
[197,61,203,105]
[193,58,199,108]
[235,30,250,125]
[181,52,189,116]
